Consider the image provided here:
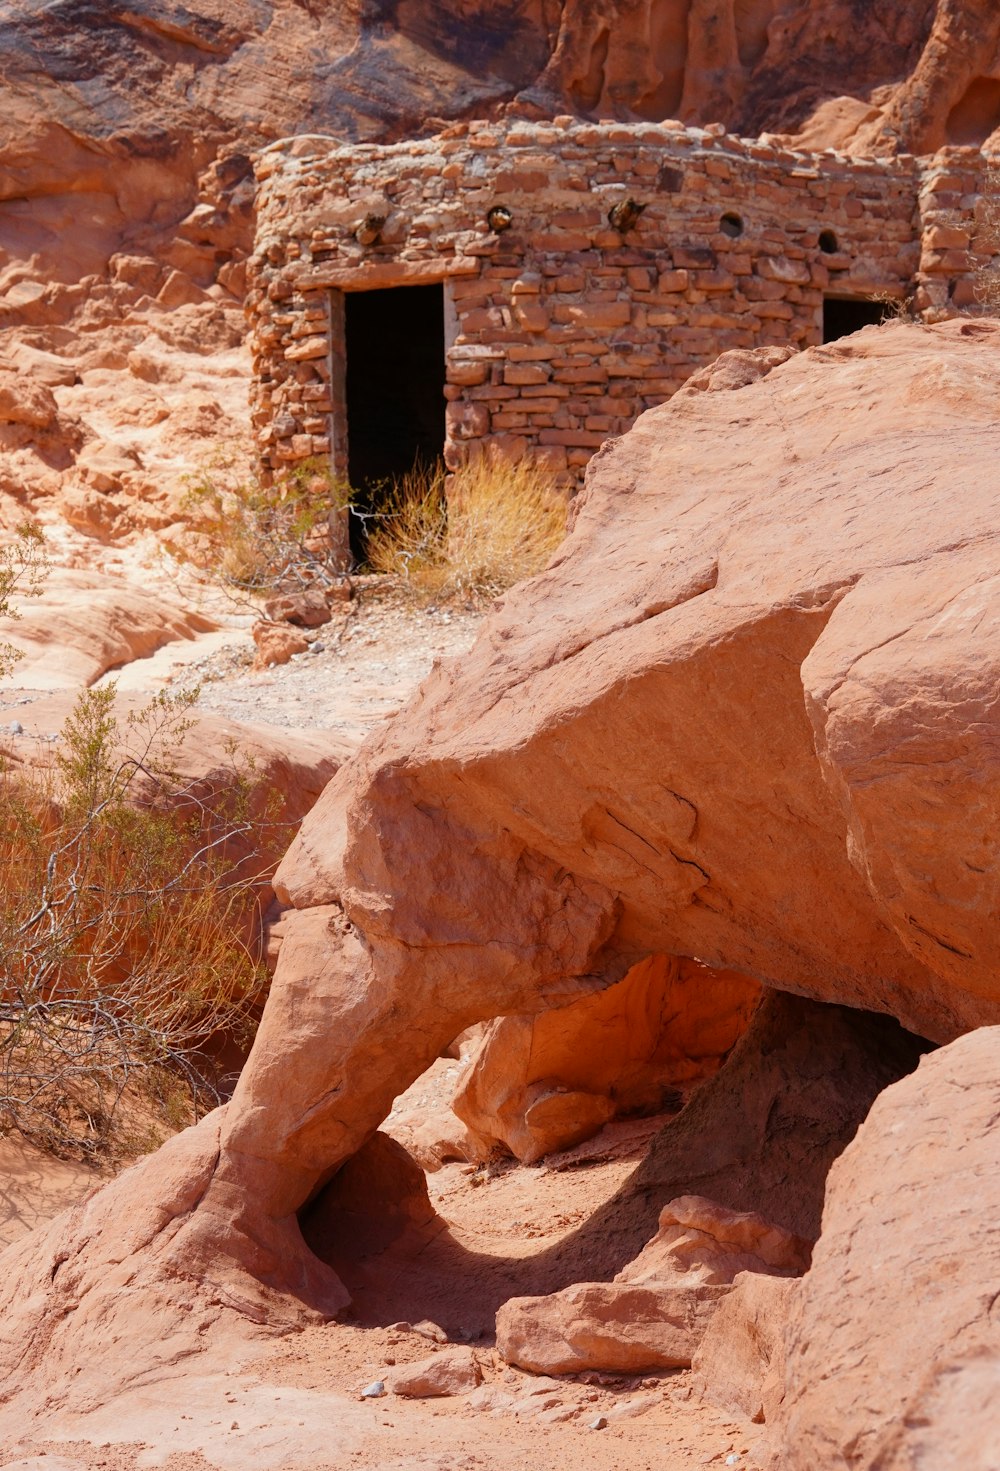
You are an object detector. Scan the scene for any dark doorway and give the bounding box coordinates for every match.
[345,283,445,559]
[823,296,889,343]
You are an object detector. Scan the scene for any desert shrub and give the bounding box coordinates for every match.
[180,447,352,598]
[0,522,47,675]
[975,165,1000,311]
[365,456,567,602]
[0,685,269,1161]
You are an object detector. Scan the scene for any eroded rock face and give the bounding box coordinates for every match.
[0,571,217,688]
[764,1027,1000,1469]
[454,955,760,1163]
[0,322,992,1436]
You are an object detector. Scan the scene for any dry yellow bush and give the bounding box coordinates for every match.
[366,456,567,602]
[974,166,1000,311]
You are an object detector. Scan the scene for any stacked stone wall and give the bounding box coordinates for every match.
[248,119,993,485]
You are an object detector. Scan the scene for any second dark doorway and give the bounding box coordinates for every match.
[345,283,446,560]
[823,296,889,343]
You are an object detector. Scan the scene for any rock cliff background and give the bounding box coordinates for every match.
[1,0,1000,540]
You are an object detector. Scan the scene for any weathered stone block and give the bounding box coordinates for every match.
[513,299,550,332]
[552,301,631,329]
[284,335,327,362]
[448,361,489,386]
[756,256,811,284]
[504,363,549,386]
[446,400,490,438]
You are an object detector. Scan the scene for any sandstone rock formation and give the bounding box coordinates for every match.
[496,1195,809,1374]
[0,570,218,688]
[454,954,760,1162]
[762,1026,1000,1470]
[0,322,995,1458]
[280,318,1000,1046]
[525,0,980,150]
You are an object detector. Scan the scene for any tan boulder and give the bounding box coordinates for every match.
[0,370,58,429]
[263,589,333,628]
[155,270,210,309]
[496,1194,808,1375]
[252,619,309,669]
[382,1056,478,1171]
[386,1347,482,1399]
[8,343,78,389]
[761,1025,1000,1469]
[454,954,760,1162]
[497,1279,728,1375]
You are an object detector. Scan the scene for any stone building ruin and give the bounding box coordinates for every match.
[248,117,993,548]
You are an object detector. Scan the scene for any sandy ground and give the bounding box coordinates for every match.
[0,571,751,1471]
[185,580,482,744]
[2,1112,751,1471]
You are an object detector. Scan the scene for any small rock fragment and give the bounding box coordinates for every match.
[588,1414,608,1430]
[361,1380,386,1398]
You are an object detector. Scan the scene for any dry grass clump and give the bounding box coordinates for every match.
[365,456,567,602]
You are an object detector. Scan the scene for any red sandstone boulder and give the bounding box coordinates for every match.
[762,1026,1000,1470]
[0,370,58,430]
[262,589,333,628]
[386,1348,482,1399]
[497,1278,728,1375]
[496,1195,809,1375]
[619,1197,811,1285]
[252,619,309,669]
[453,954,760,1162]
